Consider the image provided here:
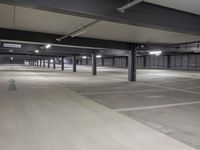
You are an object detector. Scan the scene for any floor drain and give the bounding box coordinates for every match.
[8,79,17,91]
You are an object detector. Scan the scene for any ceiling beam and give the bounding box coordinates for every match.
[1,0,200,35]
[0,38,129,56]
[0,28,130,50]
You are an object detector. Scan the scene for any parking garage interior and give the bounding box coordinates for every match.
[0,0,200,150]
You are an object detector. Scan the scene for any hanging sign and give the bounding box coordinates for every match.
[3,43,22,48]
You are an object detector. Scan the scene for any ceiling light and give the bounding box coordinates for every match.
[117,0,143,13]
[45,44,51,49]
[96,55,102,58]
[82,56,87,59]
[141,45,144,48]
[71,30,86,38]
[149,51,162,56]
[35,50,39,53]
[10,57,13,60]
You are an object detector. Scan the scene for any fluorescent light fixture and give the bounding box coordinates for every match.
[45,44,51,49]
[10,57,13,60]
[117,0,143,13]
[50,59,54,63]
[71,30,86,38]
[82,56,87,59]
[96,55,102,58]
[149,51,162,56]
[35,50,39,53]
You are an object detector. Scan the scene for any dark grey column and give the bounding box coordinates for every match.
[86,58,89,66]
[40,60,42,67]
[143,55,147,68]
[195,54,198,70]
[125,57,128,67]
[80,57,82,65]
[167,55,171,69]
[37,60,39,66]
[128,46,137,82]
[53,57,56,69]
[73,55,77,72]
[92,51,97,75]
[43,60,45,68]
[112,57,115,67]
[61,57,64,71]
[102,58,104,66]
[48,58,50,68]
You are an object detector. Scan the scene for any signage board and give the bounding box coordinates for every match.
[3,43,22,48]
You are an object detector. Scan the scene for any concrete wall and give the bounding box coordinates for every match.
[78,54,200,71]
[145,54,199,70]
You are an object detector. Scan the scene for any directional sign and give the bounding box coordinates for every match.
[3,43,22,48]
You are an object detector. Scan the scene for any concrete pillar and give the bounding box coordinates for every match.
[73,55,77,72]
[128,45,137,81]
[48,58,50,68]
[40,60,42,67]
[143,55,147,68]
[92,51,97,75]
[36,60,39,66]
[53,57,56,69]
[167,55,171,69]
[61,57,64,71]
[80,57,83,65]
[86,58,89,66]
[112,57,115,67]
[102,58,104,66]
[43,60,45,68]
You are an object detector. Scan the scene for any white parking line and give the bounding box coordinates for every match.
[139,82,200,95]
[80,89,169,95]
[114,101,200,112]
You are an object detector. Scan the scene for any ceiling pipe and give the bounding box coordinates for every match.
[56,20,100,41]
[117,0,144,13]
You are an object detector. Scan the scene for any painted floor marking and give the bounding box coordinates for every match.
[114,101,200,112]
[138,82,200,95]
[80,89,169,95]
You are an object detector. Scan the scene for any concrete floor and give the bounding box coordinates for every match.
[0,64,199,150]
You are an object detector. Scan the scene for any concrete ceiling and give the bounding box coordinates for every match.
[0,3,200,44]
[145,0,200,15]
[81,21,200,44]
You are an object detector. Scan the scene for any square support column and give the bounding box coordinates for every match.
[112,57,115,67]
[40,60,42,67]
[37,60,39,66]
[86,58,89,66]
[92,51,97,76]
[48,58,50,68]
[80,57,83,65]
[53,57,56,69]
[73,55,77,72]
[61,57,64,71]
[128,45,137,82]
[167,55,171,69]
[43,60,45,68]
[143,55,147,68]
[102,58,104,66]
